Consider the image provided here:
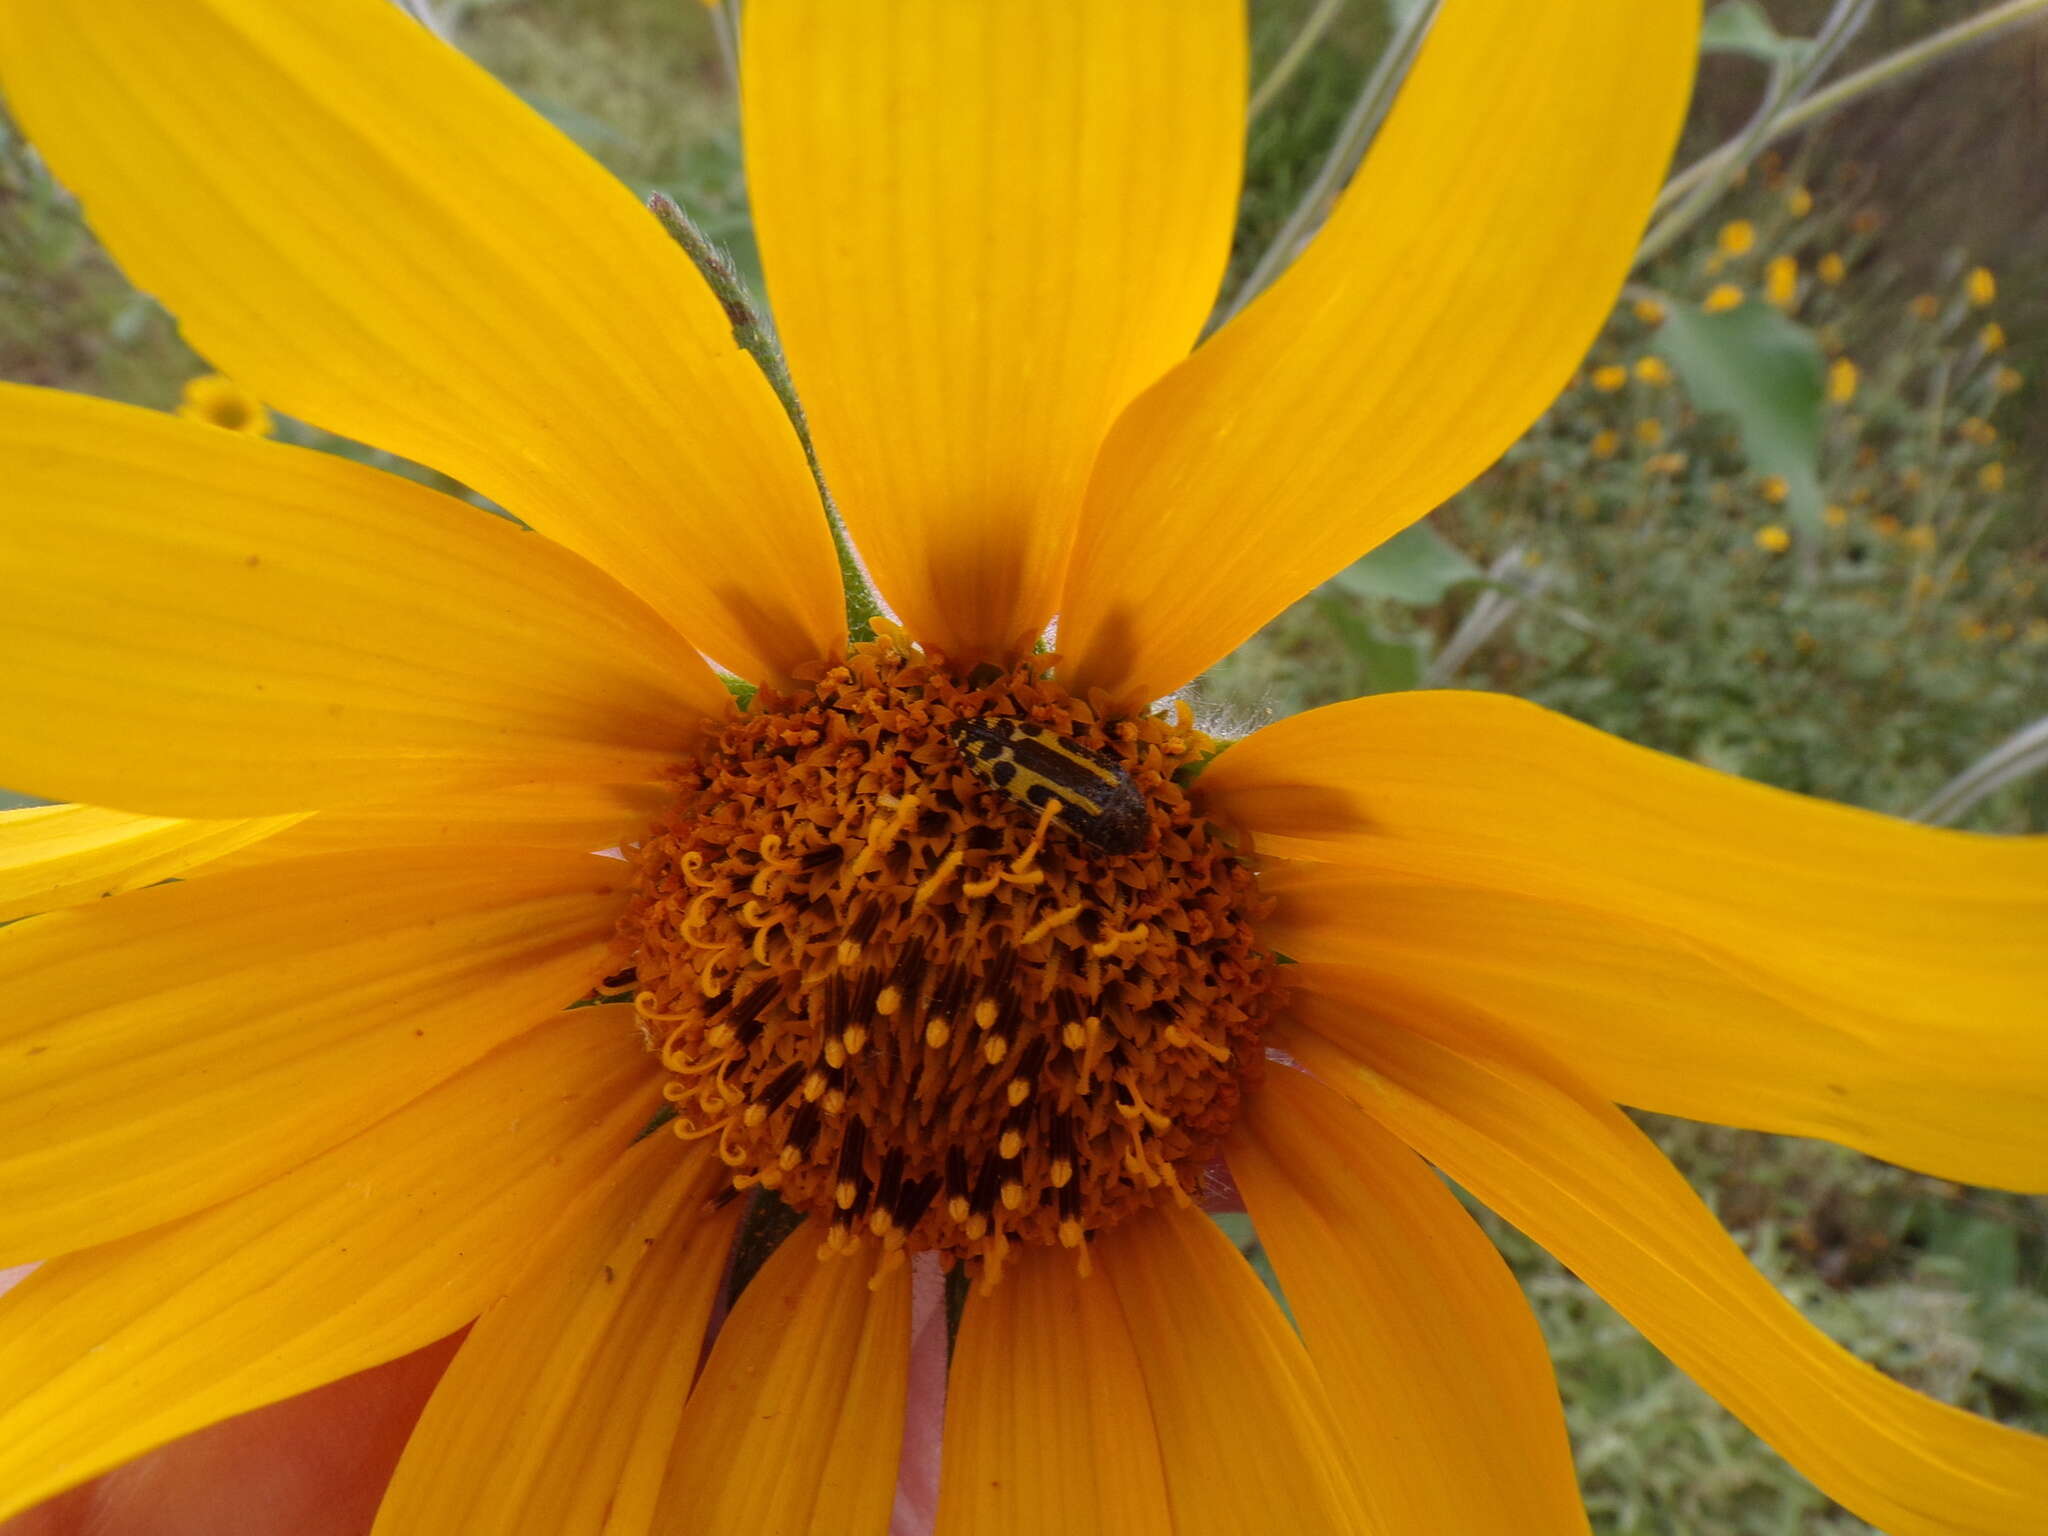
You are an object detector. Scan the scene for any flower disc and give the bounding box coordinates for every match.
[621,635,1280,1285]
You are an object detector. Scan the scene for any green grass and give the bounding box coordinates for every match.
[2,5,2044,1531]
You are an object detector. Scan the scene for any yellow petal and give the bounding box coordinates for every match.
[1231,1066,1589,1534]
[0,0,843,679]
[0,801,302,922]
[0,386,720,818]
[0,1014,656,1524]
[206,781,668,874]
[743,0,1245,661]
[1100,1204,1371,1536]
[937,1243,1172,1536]
[1286,989,2048,1536]
[0,845,627,1264]
[1059,0,1699,704]
[658,1234,910,1536]
[1230,691,2048,1190]
[373,1144,740,1536]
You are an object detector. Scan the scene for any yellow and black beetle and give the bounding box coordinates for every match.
[948,717,1147,855]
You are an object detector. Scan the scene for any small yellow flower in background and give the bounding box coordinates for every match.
[2026,618,2048,645]
[1823,504,1848,528]
[1591,363,1629,393]
[1717,218,1756,256]
[1873,512,1904,537]
[1635,416,1666,445]
[1967,265,1997,306]
[174,373,272,437]
[1754,523,1791,553]
[1704,283,1745,314]
[1981,322,2007,353]
[1995,364,2024,394]
[1899,465,1926,493]
[1960,417,1998,447]
[1909,293,1941,321]
[1786,185,1813,217]
[1590,428,1620,460]
[1981,461,2008,492]
[1904,524,1936,553]
[1633,355,1671,386]
[1828,358,1859,404]
[1,6,2045,1536]
[1633,296,1667,325]
[1758,473,1789,504]
[1818,251,1847,285]
[1765,254,1798,309]
[1959,618,1990,643]
[1645,451,1688,476]
[1795,628,1817,654]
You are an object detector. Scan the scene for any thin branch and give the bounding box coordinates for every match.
[1248,0,1348,122]
[1656,0,2048,216]
[1219,0,1440,323]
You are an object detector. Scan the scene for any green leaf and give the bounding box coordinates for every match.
[1332,520,1481,605]
[1699,1,1814,65]
[1315,593,1426,693]
[1657,299,1827,533]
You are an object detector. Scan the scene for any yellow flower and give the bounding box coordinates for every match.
[1996,365,2025,394]
[1959,618,1989,643]
[1823,504,1848,528]
[1818,251,1847,286]
[1981,461,2008,492]
[1909,293,1941,321]
[1590,428,1621,460]
[1645,450,1688,476]
[1717,218,1756,256]
[1967,265,1997,307]
[1786,186,1813,218]
[1873,512,1904,538]
[1960,417,1998,447]
[1633,296,1668,325]
[1904,524,1936,553]
[1634,416,1666,445]
[1704,282,1745,313]
[1758,473,1788,504]
[1982,322,2008,353]
[1754,523,1791,553]
[2027,618,2048,645]
[0,5,2044,1535]
[1899,465,1927,493]
[1765,254,1798,309]
[174,372,273,437]
[1828,357,1858,404]
[1633,355,1671,385]
[1591,363,1629,393]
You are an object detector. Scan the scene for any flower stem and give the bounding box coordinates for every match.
[648,191,883,646]
[1247,0,1348,122]
[1636,0,1877,266]
[1219,0,1440,325]
[1654,0,2048,222]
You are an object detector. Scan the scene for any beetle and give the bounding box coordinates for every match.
[948,717,1147,855]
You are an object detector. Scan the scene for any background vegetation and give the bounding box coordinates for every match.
[3,1,2043,1530]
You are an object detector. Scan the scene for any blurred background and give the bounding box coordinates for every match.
[3,1,2044,1529]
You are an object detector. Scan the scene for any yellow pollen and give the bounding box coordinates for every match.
[620,634,1281,1285]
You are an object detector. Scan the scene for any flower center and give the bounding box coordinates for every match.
[619,633,1281,1287]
